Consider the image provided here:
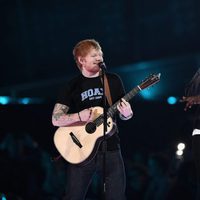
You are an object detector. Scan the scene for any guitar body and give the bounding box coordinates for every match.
[53,106,114,166]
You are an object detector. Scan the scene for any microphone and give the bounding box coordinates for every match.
[98,61,107,70]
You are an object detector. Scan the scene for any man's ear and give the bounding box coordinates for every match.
[78,56,84,65]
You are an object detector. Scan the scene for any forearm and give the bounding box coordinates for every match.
[52,112,80,127]
[52,103,80,127]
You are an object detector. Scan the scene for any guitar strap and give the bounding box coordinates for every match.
[100,71,113,106]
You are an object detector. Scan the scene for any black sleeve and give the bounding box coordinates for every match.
[56,84,72,106]
[55,76,81,113]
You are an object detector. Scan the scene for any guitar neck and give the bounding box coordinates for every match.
[94,73,160,124]
[108,86,141,117]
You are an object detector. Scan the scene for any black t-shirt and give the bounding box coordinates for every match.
[56,72,126,150]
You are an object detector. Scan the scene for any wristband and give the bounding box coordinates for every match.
[78,112,82,121]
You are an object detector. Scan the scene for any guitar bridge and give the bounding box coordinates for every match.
[70,132,83,148]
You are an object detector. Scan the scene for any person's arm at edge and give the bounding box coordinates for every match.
[181,95,200,111]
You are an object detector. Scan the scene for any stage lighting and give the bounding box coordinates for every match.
[167,96,177,105]
[176,150,183,156]
[177,142,185,151]
[0,96,11,105]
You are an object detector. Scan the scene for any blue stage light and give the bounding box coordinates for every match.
[167,96,177,105]
[0,194,7,200]
[140,89,153,100]
[18,97,31,104]
[0,96,11,105]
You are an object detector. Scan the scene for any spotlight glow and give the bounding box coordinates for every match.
[176,150,183,156]
[0,96,11,105]
[167,96,177,105]
[18,97,31,104]
[177,143,185,151]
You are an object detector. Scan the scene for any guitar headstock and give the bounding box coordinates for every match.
[139,73,161,90]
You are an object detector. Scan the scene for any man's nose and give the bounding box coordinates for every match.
[97,57,103,62]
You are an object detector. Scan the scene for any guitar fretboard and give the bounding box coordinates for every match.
[92,72,161,127]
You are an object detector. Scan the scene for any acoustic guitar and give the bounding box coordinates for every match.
[53,73,161,166]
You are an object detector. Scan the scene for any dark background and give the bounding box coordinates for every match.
[1,0,200,199]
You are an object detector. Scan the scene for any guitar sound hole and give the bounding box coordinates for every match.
[85,122,96,134]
